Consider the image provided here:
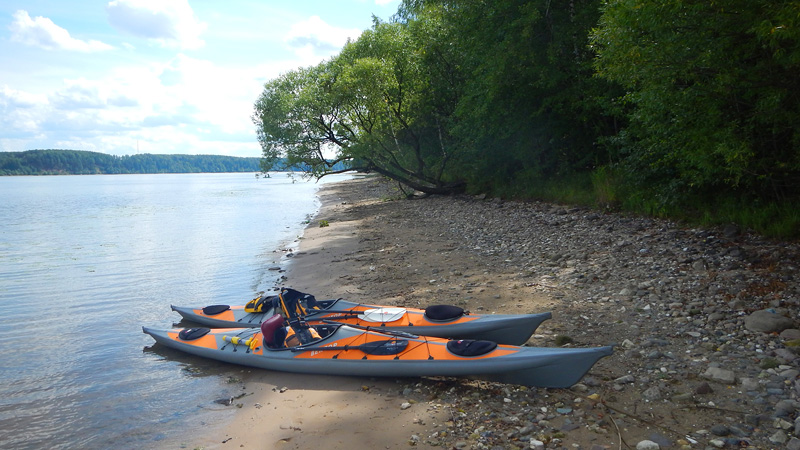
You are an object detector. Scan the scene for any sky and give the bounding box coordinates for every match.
[0,0,400,158]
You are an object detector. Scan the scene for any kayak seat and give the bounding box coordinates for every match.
[446,339,497,357]
[424,305,465,322]
[202,304,230,316]
[260,314,286,349]
[179,327,210,341]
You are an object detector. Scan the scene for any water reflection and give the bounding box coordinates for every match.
[0,173,351,449]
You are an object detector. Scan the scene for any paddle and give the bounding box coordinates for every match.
[320,319,419,339]
[289,339,409,355]
[308,307,407,323]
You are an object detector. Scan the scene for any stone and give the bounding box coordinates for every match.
[636,440,660,450]
[787,437,800,450]
[647,433,672,448]
[775,348,798,362]
[615,374,635,384]
[642,386,662,401]
[740,377,760,391]
[529,438,545,450]
[781,329,800,340]
[710,424,730,436]
[709,439,725,448]
[671,393,694,403]
[694,382,714,395]
[702,366,736,384]
[775,400,797,417]
[779,368,800,379]
[770,430,788,445]
[744,309,795,333]
[722,224,740,239]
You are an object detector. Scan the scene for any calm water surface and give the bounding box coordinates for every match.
[0,172,347,449]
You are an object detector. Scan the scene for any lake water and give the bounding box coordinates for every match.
[0,172,348,449]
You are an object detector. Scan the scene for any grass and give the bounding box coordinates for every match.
[490,168,799,240]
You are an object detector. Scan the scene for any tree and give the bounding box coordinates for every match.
[592,0,800,204]
[398,0,623,195]
[252,19,465,194]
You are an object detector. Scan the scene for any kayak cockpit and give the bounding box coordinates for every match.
[260,314,341,352]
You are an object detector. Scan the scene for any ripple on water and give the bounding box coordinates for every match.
[0,173,349,449]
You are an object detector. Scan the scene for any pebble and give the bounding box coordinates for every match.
[771,430,789,444]
[636,440,660,450]
[702,367,737,384]
[709,438,726,448]
[745,309,796,333]
[694,382,714,395]
[781,329,800,340]
[710,424,730,436]
[529,439,545,450]
[740,377,760,391]
[775,399,798,417]
[339,179,800,450]
[642,386,662,401]
[614,374,635,384]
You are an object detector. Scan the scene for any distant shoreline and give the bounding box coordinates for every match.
[0,149,350,176]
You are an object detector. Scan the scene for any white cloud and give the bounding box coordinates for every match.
[0,85,48,109]
[106,0,206,50]
[285,16,361,63]
[50,81,106,110]
[1,1,395,157]
[9,10,113,52]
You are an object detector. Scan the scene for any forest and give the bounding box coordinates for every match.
[0,150,264,175]
[252,0,799,238]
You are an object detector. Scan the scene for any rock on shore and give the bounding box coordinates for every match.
[293,177,800,449]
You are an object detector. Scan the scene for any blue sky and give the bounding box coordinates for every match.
[0,0,400,157]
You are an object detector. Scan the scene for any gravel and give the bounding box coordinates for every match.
[324,177,800,449]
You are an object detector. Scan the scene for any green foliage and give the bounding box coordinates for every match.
[446,0,622,181]
[252,18,465,194]
[250,0,800,238]
[0,150,262,175]
[592,0,800,203]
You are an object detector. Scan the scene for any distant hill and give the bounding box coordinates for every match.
[0,149,266,175]
[0,149,352,176]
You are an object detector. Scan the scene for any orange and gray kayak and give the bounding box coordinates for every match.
[171,292,551,346]
[142,319,612,388]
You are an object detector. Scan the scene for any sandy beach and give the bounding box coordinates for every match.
[194,177,457,449]
[189,175,800,450]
